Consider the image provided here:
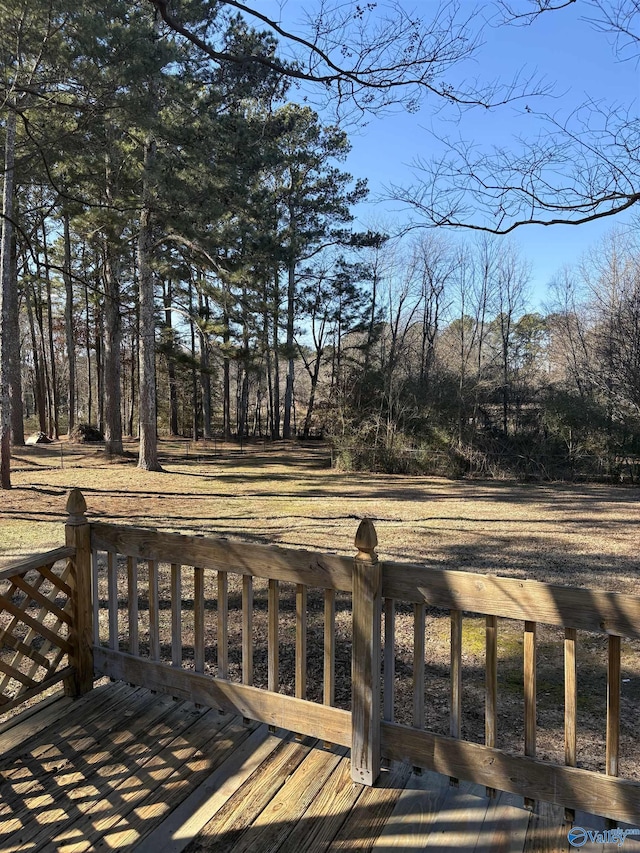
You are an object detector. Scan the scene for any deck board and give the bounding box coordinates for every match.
[0,683,633,852]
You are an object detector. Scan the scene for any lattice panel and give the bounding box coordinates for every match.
[0,558,74,712]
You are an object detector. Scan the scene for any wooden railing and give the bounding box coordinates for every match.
[0,547,78,714]
[86,518,356,753]
[7,487,640,825]
[379,561,640,824]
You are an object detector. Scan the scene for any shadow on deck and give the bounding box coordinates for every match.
[0,682,631,853]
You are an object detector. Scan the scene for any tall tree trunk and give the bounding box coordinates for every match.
[189,278,199,441]
[164,280,179,436]
[84,277,92,425]
[63,213,75,434]
[222,292,231,440]
[8,226,23,444]
[303,355,322,438]
[137,134,162,470]
[199,292,211,440]
[238,366,249,438]
[0,106,16,488]
[25,282,46,432]
[272,269,280,439]
[263,297,274,441]
[41,217,59,439]
[283,259,295,439]
[102,244,123,455]
[128,326,137,437]
[96,297,104,434]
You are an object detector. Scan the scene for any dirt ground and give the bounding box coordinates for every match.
[2,438,640,780]
[3,437,640,592]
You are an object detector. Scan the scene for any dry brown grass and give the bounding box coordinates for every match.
[2,437,640,779]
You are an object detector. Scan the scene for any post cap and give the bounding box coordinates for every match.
[66,488,87,525]
[355,518,378,561]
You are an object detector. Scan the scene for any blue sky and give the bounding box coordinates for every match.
[258,1,639,308]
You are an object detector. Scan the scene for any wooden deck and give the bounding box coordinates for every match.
[1,682,636,853]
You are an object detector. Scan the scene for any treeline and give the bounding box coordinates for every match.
[330,229,640,482]
[3,2,640,484]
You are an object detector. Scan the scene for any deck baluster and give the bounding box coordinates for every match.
[148,560,160,662]
[324,588,335,707]
[127,557,139,657]
[524,620,537,811]
[485,614,498,798]
[217,571,228,679]
[413,603,425,731]
[107,552,118,651]
[383,598,395,723]
[171,563,182,667]
[268,579,279,693]
[450,608,462,786]
[296,584,307,700]
[564,626,577,822]
[194,566,205,673]
[607,634,621,777]
[242,575,254,685]
[92,550,100,646]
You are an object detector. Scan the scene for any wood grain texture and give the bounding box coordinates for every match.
[450,609,462,740]
[479,788,532,853]
[218,571,229,679]
[564,628,578,822]
[242,574,254,686]
[134,725,281,853]
[195,566,205,674]
[607,634,621,777]
[128,556,139,657]
[381,721,640,825]
[422,779,490,850]
[485,615,498,743]
[412,604,425,730]
[351,545,382,786]
[91,523,353,590]
[382,561,640,637]
[189,735,315,853]
[524,621,537,811]
[383,598,395,723]
[0,679,631,852]
[171,563,181,667]
[276,755,362,853]
[107,550,118,651]
[226,743,346,853]
[91,549,100,646]
[148,559,160,662]
[0,547,75,581]
[93,647,352,747]
[296,584,307,700]
[324,588,335,707]
[268,579,279,693]
[371,769,450,850]
[564,628,577,769]
[329,761,411,850]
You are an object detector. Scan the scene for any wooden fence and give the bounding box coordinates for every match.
[1,486,640,824]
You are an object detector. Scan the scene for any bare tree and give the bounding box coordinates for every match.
[390,0,640,232]
[148,0,542,118]
[493,244,530,433]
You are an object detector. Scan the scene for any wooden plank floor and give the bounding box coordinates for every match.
[0,683,637,853]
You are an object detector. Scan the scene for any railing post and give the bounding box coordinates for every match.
[64,488,94,696]
[351,518,381,786]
